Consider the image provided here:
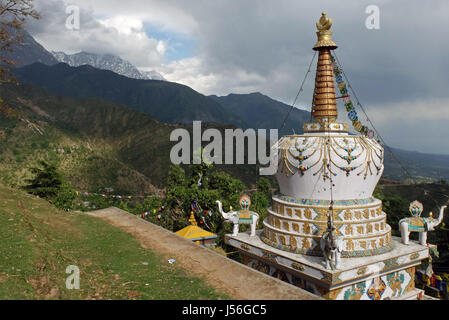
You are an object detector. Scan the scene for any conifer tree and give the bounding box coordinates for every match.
[24,160,63,198]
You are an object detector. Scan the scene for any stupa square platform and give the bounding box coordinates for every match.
[218,12,438,300]
[226,231,429,300]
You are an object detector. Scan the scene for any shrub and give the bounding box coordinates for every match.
[54,181,76,210]
[24,160,76,210]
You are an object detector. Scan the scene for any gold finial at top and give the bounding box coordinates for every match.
[316,12,332,31]
[313,12,337,50]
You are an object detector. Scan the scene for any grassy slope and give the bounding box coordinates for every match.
[0,83,262,190]
[0,116,158,195]
[0,83,171,192]
[0,183,227,299]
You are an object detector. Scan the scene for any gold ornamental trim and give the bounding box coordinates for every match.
[267,208,387,225]
[263,221,392,240]
[272,198,383,210]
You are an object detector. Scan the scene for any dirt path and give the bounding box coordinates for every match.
[85,207,320,300]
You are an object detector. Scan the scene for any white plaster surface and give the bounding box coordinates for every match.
[275,134,384,200]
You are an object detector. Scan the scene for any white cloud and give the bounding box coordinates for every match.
[156,40,167,55]
[98,16,143,36]
[66,0,199,34]
[159,56,268,96]
[159,57,220,94]
[28,1,165,69]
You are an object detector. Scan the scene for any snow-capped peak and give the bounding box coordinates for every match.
[51,51,165,81]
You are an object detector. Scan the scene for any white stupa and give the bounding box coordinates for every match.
[225,12,431,300]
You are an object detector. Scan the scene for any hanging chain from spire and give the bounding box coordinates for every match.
[279,51,317,131]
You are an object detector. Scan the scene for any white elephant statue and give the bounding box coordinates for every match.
[320,214,344,270]
[216,194,259,237]
[399,200,447,245]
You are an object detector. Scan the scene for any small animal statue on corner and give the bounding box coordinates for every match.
[216,195,260,237]
[320,212,344,270]
[399,200,447,245]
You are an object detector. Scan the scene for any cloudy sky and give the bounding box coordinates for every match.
[25,0,449,155]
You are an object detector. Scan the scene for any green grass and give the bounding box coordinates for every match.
[0,184,228,299]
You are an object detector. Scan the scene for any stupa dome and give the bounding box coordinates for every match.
[276,132,384,201]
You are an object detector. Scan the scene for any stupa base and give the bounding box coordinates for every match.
[226,231,430,300]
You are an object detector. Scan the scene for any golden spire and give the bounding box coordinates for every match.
[311,12,338,123]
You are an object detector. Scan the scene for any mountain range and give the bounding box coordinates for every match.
[13,61,313,133]
[13,62,246,126]
[8,29,310,133]
[4,28,58,67]
[2,28,449,189]
[8,29,165,81]
[210,93,310,136]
